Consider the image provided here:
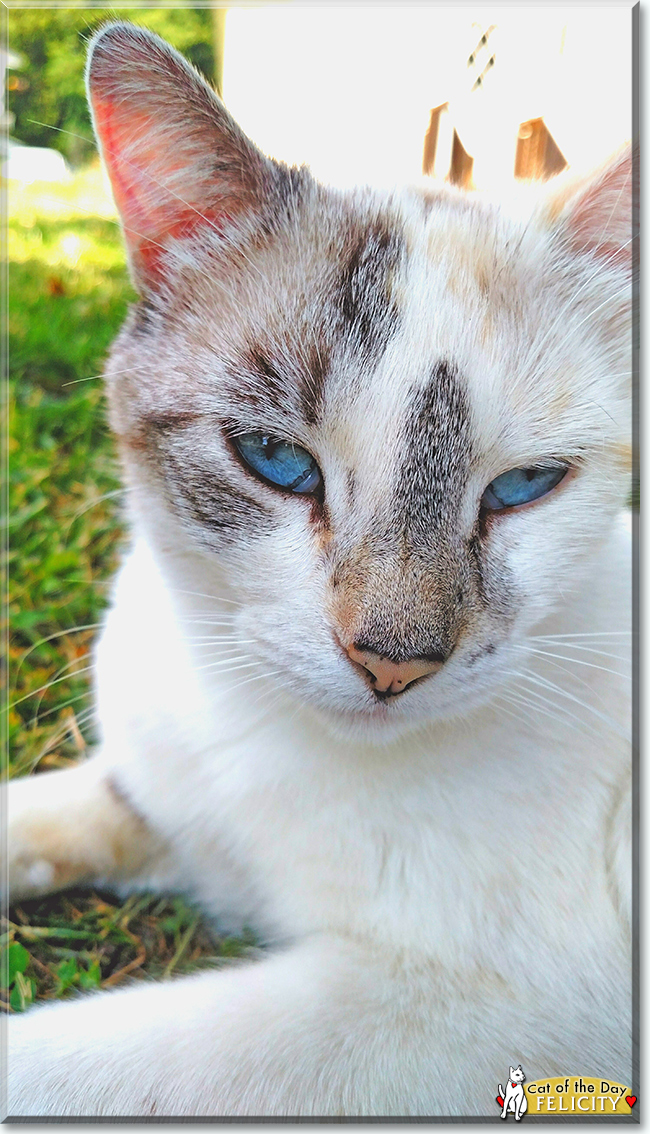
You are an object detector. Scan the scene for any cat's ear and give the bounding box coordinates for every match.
[86,22,286,291]
[543,145,634,274]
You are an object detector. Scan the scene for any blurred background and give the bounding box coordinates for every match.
[5,5,633,1013]
[6,5,632,185]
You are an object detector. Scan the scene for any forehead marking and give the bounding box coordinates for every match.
[397,360,473,545]
[233,347,288,416]
[224,341,329,430]
[299,341,330,426]
[335,217,404,361]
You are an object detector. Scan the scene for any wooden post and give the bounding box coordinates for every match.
[514,117,567,181]
[422,103,448,176]
[448,129,474,189]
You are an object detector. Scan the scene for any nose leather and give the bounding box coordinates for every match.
[346,644,444,694]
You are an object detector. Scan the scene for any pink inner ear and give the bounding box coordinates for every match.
[567,155,632,269]
[94,97,226,281]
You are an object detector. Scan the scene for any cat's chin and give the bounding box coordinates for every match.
[305,696,454,747]
[251,660,501,747]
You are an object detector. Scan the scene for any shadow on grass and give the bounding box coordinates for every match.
[3,890,260,1011]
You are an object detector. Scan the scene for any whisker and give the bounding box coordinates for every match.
[10,664,95,710]
[527,638,630,660]
[512,650,622,705]
[219,669,284,696]
[530,643,629,661]
[61,366,150,388]
[177,615,239,625]
[194,658,260,676]
[528,631,631,639]
[33,707,99,767]
[66,488,127,531]
[502,681,603,740]
[168,588,243,607]
[26,689,93,730]
[495,690,565,733]
[571,281,632,335]
[13,623,103,679]
[182,636,255,645]
[513,644,629,679]
[514,670,628,738]
[62,375,103,386]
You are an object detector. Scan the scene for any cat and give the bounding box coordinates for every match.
[499,1065,528,1121]
[5,21,633,1118]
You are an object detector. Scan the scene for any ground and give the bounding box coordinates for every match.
[5,166,254,1014]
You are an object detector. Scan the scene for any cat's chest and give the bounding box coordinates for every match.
[97,542,628,974]
[111,693,624,981]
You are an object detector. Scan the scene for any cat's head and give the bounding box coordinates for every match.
[87,24,632,740]
[509,1066,525,1084]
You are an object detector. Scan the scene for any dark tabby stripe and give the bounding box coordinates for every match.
[336,218,404,359]
[161,449,270,540]
[398,360,473,543]
[299,341,330,426]
[130,298,157,337]
[466,531,487,603]
[234,347,290,415]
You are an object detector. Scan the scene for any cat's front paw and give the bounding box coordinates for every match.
[6,762,163,903]
[6,784,88,900]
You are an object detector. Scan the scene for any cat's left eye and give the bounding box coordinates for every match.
[233,433,322,495]
[481,464,569,511]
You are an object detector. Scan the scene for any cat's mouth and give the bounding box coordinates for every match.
[333,632,445,702]
[370,677,429,702]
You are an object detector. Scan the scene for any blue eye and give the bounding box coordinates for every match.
[233,433,322,495]
[481,465,568,510]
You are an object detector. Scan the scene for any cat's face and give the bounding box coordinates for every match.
[509,1066,525,1085]
[88,24,632,740]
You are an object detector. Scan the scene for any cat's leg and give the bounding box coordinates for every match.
[6,755,173,900]
[9,937,448,1118]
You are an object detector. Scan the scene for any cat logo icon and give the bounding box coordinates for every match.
[497,1066,528,1121]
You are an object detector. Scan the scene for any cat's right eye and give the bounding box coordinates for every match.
[232,433,322,495]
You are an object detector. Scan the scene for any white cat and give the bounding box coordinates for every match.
[6,23,633,1118]
[499,1065,528,1121]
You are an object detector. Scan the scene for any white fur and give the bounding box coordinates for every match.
[6,515,632,1116]
[5,24,633,1119]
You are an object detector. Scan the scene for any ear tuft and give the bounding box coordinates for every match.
[543,145,635,275]
[86,22,278,291]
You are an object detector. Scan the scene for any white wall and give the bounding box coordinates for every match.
[222,5,632,189]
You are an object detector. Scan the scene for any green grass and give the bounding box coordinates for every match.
[5,167,254,1012]
[8,173,129,778]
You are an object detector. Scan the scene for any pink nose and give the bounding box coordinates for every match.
[346,644,444,695]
